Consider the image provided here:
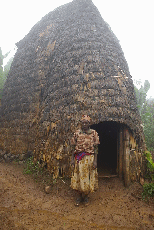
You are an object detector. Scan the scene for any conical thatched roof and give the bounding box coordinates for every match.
[0,0,144,156]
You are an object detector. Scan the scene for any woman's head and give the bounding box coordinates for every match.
[81,115,91,131]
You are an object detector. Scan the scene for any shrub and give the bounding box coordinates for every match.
[23,156,42,175]
[142,151,154,200]
[142,183,154,200]
[145,151,154,181]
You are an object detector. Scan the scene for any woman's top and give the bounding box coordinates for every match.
[70,129,100,155]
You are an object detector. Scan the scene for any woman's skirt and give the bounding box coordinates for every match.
[71,155,98,194]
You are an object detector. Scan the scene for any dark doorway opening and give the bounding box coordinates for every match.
[91,121,120,177]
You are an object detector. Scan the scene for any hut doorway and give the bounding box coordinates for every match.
[91,121,120,177]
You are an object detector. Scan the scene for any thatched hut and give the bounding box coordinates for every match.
[0,0,146,185]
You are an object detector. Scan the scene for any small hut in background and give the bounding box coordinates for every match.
[0,0,146,186]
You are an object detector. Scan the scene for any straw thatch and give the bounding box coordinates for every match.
[0,0,145,178]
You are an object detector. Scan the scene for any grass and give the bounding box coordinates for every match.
[23,156,70,188]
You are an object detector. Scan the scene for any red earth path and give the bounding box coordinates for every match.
[0,162,154,230]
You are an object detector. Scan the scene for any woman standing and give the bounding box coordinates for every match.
[70,115,100,206]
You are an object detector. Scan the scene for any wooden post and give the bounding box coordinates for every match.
[117,129,119,175]
[123,129,130,187]
[119,127,123,179]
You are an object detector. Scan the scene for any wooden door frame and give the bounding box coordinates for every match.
[118,126,123,180]
[117,126,130,186]
[123,128,130,186]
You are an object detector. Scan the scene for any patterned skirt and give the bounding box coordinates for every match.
[71,155,98,194]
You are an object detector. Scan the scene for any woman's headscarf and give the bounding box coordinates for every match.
[81,115,91,122]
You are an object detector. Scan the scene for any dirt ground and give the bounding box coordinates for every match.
[0,162,154,230]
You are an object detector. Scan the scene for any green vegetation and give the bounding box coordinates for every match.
[0,47,13,99]
[141,99,154,152]
[134,80,154,152]
[142,183,154,200]
[23,156,43,175]
[23,156,57,186]
[144,151,154,181]
[142,151,154,200]
[134,80,154,200]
